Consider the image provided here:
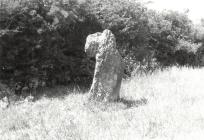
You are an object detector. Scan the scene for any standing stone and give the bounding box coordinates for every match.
[85,29,124,102]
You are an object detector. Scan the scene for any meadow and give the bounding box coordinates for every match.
[1,66,204,140]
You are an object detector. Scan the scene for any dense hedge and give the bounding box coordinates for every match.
[0,0,102,90]
[0,0,203,92]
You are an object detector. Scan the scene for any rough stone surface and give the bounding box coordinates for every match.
[85,29,124,102]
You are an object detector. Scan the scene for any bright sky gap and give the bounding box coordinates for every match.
[142,0,204,24]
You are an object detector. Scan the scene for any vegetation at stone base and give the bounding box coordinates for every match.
[1,66,204,140]
[1,0,204,95]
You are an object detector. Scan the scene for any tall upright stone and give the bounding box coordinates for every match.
[85,29,124,102]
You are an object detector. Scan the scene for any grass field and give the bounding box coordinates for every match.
[1,66,204,140]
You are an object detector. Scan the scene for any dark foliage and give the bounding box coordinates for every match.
[0,0,101,92]
[0,0,203,94]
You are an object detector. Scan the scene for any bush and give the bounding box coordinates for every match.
[174,39,201,66]
[0,0,101,90]
[0,0,202,93]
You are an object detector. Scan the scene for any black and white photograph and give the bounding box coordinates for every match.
[1,0,204,139]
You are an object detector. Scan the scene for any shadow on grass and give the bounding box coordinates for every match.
[117,97,148,108]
